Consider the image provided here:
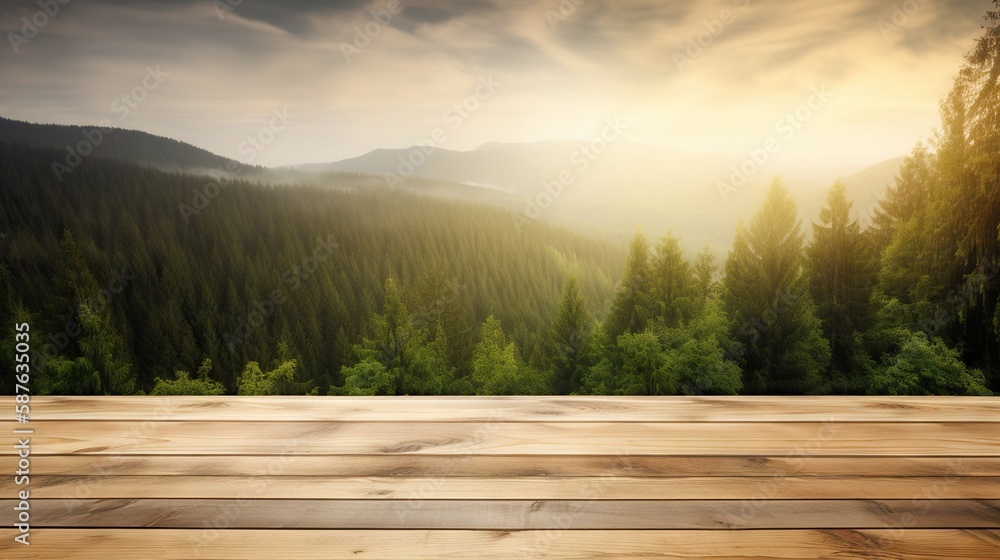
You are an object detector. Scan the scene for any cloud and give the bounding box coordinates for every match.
[0,0,991,166]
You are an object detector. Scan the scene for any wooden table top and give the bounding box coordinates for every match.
[2,396,998,558]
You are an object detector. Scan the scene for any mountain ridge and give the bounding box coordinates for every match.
[1,116,905,250]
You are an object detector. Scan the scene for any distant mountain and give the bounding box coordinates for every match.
[303,141,903,252]
[0,116,249,175]
[1,115,903,253]
[300,141,590,193]
[0,116,529,216]
[842,156,906,224]
[303,141,736,246]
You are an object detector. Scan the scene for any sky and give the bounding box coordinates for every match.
[0,0,991,168]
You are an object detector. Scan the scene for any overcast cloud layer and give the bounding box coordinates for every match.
[0,0,990,167]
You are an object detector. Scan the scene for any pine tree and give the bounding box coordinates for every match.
[76,302,136,394]
[954,3,1000,266]
[649,232,694,328]
[547,276,595,394]
[472,315,539,395]
[340,278,456,395]
[722,179,830,394]
[357,278,416,394]
[872,6,1000,391]
[941,4,1000,389]
[604,229,652,340]
[693,246,717,303]
[870,143,934,252]
[409,271,474,376]
[50,231,136,394]
[808,181,875,388]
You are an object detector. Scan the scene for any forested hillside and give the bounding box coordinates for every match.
[0,143,623,395]
[0,116,252,175]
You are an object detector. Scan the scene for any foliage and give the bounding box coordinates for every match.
[471,315,549,395]
[722,180,830,394]
[545,276,596,394]
[870,332,992,396]
[0,143,620,394]
[151,358,226,395]
[585,331,672,395]
[341,359,396,396]
[338,279,456,395]
[665,300,742,395]
[604,230,652,340]
[808,181,876,389]
[238,359,315,396]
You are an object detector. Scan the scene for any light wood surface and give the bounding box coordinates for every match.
[5,420,998,455]
[1,396,997,558]
[26,395,1000,422]
[11,499,1000,529]
[2,529,999,559]
[10,476,1000,499]
[11,454,1000,476]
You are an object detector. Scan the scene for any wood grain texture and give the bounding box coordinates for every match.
[5,420,998,455]
[11,454,999,476]
[20,395,1000,422]
[2,529,999,559]
[13,475,1000,499]
[3,396,998,559]
[11,499,1000,529]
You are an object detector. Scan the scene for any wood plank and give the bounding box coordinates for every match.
[5,396,996,559]
[5,421,997,455]
[15,454,1000,477]
[2,529,998,559]
[8,499,1000,529]
[14,395,1000,422]
[15,476,1000,499]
